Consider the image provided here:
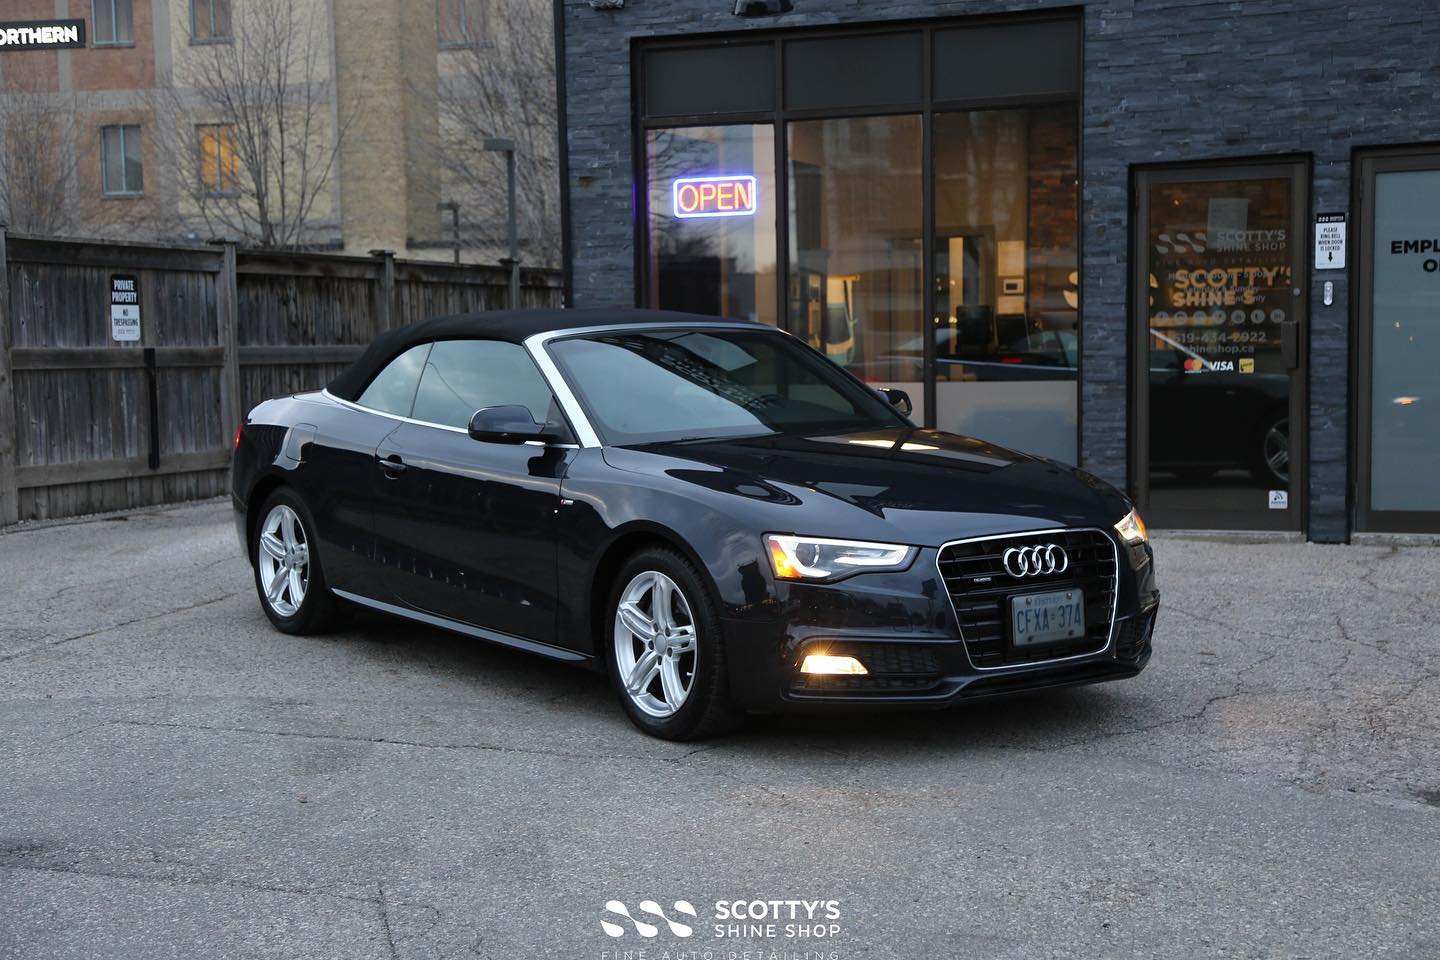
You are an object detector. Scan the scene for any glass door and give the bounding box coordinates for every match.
[1132,161,1309,530]
[1355,148,1440,532]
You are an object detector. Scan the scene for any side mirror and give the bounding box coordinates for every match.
[467,405,560,444]
[875,387,913,417]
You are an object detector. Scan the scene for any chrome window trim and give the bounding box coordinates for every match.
[935,526,1119,672]
[522,321,785,450]
[319,389,579,449]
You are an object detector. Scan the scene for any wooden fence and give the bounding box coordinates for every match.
[0,231,563,525]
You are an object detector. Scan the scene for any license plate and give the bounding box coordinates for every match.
[1010,589,1086,648]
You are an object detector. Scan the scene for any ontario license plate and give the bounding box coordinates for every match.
[1010,589,1085,648]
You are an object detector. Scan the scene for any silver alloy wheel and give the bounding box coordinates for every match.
[1264,418,1290,483]
[613,570,698,719]
[257,504,309,618]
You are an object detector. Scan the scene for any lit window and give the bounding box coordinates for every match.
[191,0,232,42]
[101,125,144,196]
[92,0,134,45]
[197,124,239,195]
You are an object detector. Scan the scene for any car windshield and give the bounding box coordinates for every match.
[548,328,906,446]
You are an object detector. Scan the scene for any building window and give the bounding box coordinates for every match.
[645,125,778,328]
[788,115,925,418]
[932,105,1080,463]
[437,0,480,47]
[101,125,144,196]
[197,124,239,195]
[92,0,134,45]
[637,16,1084,461]
[191,0,233,42]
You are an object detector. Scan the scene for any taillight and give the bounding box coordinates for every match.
[234,424,244,450]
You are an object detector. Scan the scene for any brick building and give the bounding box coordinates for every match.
[0,0,558,264]
[555,0,1440,541]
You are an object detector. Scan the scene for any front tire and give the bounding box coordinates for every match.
[606,547,741,740]
[252,488,339,635]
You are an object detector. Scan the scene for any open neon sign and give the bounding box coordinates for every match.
[672,175,759,219]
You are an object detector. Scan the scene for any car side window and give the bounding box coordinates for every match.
[356,343,431,416]
[411,339,560,430]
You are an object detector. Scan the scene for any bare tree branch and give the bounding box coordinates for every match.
[0,84,79,235]
[426,0,561,266]
[150,0,348,248]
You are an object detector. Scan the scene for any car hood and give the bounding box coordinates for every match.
[602,427,1129,547]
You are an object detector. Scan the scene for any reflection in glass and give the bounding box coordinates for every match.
[1370,169,1440,511]
[1144,176,1295,520]
[548,330,905,446]
[646,125,778,326]
[932,106,1078,462]
[787,115,925,422]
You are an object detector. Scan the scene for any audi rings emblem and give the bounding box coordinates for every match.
[1002,543,1069,578]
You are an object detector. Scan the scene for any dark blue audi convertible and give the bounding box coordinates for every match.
[232,309,1159,739]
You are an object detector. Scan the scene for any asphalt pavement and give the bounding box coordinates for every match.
[1,499,1437,959]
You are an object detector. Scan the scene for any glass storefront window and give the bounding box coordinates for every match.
[933,106,1079,462]
[646,125,778,326]
[787,115,925,422]
[1369,168,1440,512]
[1141,173,1300,524]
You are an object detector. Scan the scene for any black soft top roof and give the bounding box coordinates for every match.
[326,308,760,401]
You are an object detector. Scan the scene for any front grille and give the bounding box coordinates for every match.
[937,529,1117,668]
[789,641,943,696]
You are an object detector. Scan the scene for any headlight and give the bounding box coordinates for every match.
[1114,508,1148,545]
[765,534,916,581]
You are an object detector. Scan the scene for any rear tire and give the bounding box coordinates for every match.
[251,488,339,635]
[606,547,742,741]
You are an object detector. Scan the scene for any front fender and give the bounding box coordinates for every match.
[556,449,782,658]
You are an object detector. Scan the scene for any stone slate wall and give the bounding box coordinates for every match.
[560,0,1440,542]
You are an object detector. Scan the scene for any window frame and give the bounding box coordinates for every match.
[101,124,144,197]
[190,0,233,44]
[436,0,484,50]
[91,0,135,46]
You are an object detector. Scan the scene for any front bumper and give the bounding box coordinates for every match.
[721,535,1159,713]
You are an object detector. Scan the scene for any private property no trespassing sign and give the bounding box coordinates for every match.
[0,20,86,51]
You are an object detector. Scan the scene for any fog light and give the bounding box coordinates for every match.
[800,654,868,675]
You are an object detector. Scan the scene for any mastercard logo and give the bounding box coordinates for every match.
[1183,358,1205,372]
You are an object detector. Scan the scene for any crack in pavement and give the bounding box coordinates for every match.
[0,853,448,954]
[0,858,378,905]
[1044,646,1285,750]
[0,593,243,664]
[109,717,715,766]
[378,881,400,960]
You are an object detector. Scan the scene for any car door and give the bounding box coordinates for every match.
[371,338,576,645]
[306,342,430,593]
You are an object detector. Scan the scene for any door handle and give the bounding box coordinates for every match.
[1278,321,1299,370]
[379,455,408,477]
